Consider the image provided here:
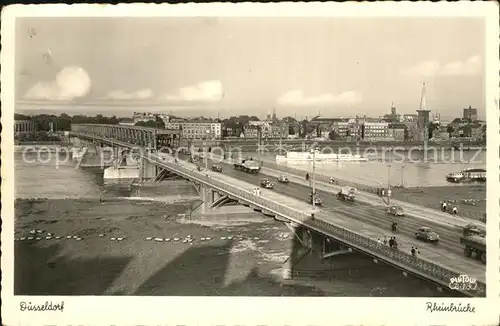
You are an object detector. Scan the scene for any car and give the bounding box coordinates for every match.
[260,178,274,189]
[415,227,439,244]
[211,164,223,172]
[277,175,289,183]
[387,205,404,216]
[308,192,323,205]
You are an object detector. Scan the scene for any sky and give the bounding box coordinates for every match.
[15,17,485,119]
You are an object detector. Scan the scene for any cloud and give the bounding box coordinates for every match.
[162,80,223,102]
[24,66,91,101]
[277,90,363,107]
[401,55,481,77]
[106,88,154,100]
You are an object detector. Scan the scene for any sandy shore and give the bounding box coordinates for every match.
[14,197,450,296]
[390,185,486,219]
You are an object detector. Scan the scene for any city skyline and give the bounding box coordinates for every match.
[16,17,485,118]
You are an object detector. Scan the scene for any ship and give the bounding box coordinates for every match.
[446,168,486,183]
[276,150,367,163]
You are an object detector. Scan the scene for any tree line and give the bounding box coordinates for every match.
[15,113,122,131]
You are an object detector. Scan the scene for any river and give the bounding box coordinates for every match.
[246,150,486,188]
[13,150,452,297]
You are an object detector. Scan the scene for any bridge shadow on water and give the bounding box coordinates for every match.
[14,216,457,297]
[15,240,325,296]
[133,240,326,296]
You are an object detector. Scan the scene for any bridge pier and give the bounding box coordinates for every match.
[103,151,140,184]
[189,184,255,216]
[283,224,353,280]
[139,156,158,182]
[72,141,114,168]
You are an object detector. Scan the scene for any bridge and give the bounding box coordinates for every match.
[69,123,486,297]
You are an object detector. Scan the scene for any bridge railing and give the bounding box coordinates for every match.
[147,155,308,221]
[307,219,485,296]
[70,132,486,296]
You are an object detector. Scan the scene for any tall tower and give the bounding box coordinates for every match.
[416,82,431,144]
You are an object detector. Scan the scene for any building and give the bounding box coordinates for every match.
[243,125,259,139]
[362,122,389,140]
[133,112,157,124]
[388,123,406,141]
[416,110,430,142]
[402,114,418,122]
[222,126,241,138]
[266,122,289,139]
[15,120,36,134]
[463,106,478,121]
[164,120,222,140]
[244,122,289,139]
[332,121,350,137]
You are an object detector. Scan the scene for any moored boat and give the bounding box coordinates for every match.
[446,168,486,183]
[276,150,367,163]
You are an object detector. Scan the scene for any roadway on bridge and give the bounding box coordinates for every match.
[196,156,485,274]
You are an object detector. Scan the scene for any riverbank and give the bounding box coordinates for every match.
[389,185,486,219]
[14,197,447,296]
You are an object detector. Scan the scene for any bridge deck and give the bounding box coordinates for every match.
[172,157,485,283]
[173,158,317,215]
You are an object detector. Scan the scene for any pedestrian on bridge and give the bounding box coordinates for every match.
[392,237,398,249]
[389,237,394,248]
[441,201,447,212]
[383,236,388,245]
[377,238,382,245]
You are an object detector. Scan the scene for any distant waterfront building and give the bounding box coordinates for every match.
[243,124,259,139]
[362,122,389,140]
[164,120,222,140]
[14,120,36,134]
[333,121,349,135]
[133,112,156,124]
[402,114,418,122]
[463,106,478,121]
[405,121,419,141]
[388,123,406,141]
[243,121,288,139]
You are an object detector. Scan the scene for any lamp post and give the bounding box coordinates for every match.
[387,163,391,205]
[311,147,317,210]
[400,163,405,188]
[204,129,210,170]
